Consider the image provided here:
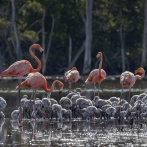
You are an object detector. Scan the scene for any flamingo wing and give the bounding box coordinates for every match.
[65,70,80,83]
[85,69,99,83]
[17,72,45,90]
[0,60,32,77]
[101,69,106,78]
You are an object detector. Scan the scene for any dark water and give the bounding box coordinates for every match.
[0,78,147,146]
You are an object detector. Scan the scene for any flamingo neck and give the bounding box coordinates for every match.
[44,80,60,93]
[29,45,41,72]
[99,53,102,74]
[135,70,145,80]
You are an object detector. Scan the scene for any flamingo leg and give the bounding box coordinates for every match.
[69,83,72,92]
[120,85,123,105]
[33,90,37,122]
[30,90,35,102]
[47,93,51,98]
[94,83,96,98]
[18,77,22,126]
[129,87,131,103]
[36,107,47,118]
[98,83,100,96]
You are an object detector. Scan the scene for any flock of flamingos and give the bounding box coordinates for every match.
[0,44,146,127]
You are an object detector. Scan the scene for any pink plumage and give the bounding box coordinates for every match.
[85,52,106,97]
[16,72,64,93]
[65,67,80,92]
[0,44,43,78]
[0,44,43,126]
[120,67,145,102]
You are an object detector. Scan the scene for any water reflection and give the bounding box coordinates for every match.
[0,119,146,146]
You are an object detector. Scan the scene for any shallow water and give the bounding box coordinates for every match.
[0,78,147,146]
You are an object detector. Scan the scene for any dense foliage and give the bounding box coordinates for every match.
[0,0,146,75]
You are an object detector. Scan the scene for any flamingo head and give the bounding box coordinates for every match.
[58,81,64,94]
[33,44,44,52]
[38,45,44,52]
[135,67,144,74]
[96,52,102,58]
[71,67,77,71]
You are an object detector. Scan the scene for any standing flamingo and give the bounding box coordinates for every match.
[65,67,80,92]
[0,44,43,125]
[120,67,145,103]
[15,72,64,121]
[85,52,106,97]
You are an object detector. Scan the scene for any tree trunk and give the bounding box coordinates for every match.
[120,10,125,72]
[42,11,55,75]
[10,0,22,60]
[0,52,5,73]
[66,40,86,71]
[82,0,93,74]
[0,42,5,73]
[42,7,46,74]
[141,0,147,67]
[68,37,72,65]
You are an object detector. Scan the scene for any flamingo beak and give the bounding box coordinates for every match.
[134,69,138,74]
[96,53,100,59]
[39,47,44,52]
[58,87,63,94]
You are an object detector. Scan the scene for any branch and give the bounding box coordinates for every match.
[46,14,55,59]
[81,10,86,26]
[42,7,46,50]
[110,50,120,59]
[31,29,42,59]
[65,39,86,71]
[103,51,119,74]
[32,29,42,44]
[10,23,16,48]
[4,0,10,21]
[42,7,46,74]
[68,37,72,65]
[21,19,40,37]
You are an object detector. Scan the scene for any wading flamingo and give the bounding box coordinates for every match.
[65,67,80,92]
[85,52,106,97]
[16,72,64,121]
[120,67,145,103]
[0,44,43,125]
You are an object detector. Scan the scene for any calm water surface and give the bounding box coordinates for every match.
[0,78,147,146]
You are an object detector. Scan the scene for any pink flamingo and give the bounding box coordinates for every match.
[0,44,43,125]
[85,52,106,97]
[65,67,80,92]
[120,67,145,103]
[16,72,64,121]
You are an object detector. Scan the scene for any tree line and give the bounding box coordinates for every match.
[0,0,146,75]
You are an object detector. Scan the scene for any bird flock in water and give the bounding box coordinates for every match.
[0,44,146,127]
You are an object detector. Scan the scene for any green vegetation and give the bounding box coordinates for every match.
[0,0,146,75]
